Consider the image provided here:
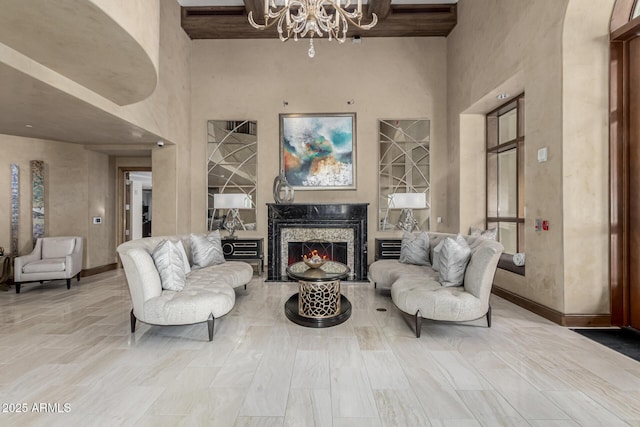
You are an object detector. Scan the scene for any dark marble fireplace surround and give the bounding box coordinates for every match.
[267,203,368,281]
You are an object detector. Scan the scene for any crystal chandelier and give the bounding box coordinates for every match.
[248,0,378,58]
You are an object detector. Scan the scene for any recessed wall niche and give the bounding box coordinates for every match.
[378,119,430,231]
[207,120,257,231]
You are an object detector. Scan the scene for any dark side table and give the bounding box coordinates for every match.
[375,238,402,260]
[0,254,13,291]
[221,238,264,275]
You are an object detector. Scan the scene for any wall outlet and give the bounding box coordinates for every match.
[437,217,442,223]
[92,216,102,225]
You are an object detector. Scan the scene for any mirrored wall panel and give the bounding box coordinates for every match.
[378,119,430,231]
[207,120,257,232]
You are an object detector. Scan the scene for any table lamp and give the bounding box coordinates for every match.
[213,193,252,238]
[388,192,427,232]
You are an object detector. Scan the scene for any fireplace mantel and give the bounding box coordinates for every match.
[267,203,368,281]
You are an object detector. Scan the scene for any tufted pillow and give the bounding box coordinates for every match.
[431,239,445,271]
[469,227,498,240]
[191,231,226,269]
[152,239,190,291]
[399,231,430,266]
[439,234,471,287]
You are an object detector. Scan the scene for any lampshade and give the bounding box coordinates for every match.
[388,193,427,209]
[213,194,252,209]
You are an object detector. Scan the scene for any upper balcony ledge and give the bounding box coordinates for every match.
[0,0,158,106]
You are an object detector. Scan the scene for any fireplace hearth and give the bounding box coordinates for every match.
[267,203,368,281]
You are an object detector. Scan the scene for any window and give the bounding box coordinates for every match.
[486,94,524,255]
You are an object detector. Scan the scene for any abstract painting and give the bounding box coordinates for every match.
[280,113,356,190]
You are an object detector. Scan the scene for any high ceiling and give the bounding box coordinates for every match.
[0,0,457,158]
[179,0,457,39]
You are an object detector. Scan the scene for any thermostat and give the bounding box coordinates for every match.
[92,216,103,225]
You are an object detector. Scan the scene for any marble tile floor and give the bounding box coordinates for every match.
[1,270,640,426]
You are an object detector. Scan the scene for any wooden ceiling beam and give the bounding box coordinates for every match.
[243,0,265,24]
[181,3,456,39]
[366,0,392,21]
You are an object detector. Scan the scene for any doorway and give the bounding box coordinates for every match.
[117,167,152,248]
[128,171,152,240]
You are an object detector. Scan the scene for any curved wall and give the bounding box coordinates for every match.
[91,0,160,74]
[0,0,158,106]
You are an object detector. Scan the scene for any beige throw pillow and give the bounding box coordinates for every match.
[439,234,471,287]
[431,239,445,271]
[191,231,226,268]
[152,239,190,291]
[399,231,430,266]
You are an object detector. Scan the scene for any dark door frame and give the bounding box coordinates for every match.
[610,0,640,326]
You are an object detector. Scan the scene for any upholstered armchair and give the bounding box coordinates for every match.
[13,236,83,294]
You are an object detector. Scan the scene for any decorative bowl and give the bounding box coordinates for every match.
[304,259,326,269]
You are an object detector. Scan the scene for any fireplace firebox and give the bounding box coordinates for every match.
[287,241,348,266]
[267,203,368,281]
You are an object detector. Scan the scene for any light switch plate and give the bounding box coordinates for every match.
[538,147,548,163]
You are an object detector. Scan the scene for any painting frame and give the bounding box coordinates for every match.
[280,113,357,190]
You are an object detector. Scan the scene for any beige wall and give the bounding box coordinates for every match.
[447,0,613,315]
[87,151,116,268]
[561,0,614,314]
[147,0,192,235]
[153,145,179,236]
[0,135,113,269]
[190,37,448,262]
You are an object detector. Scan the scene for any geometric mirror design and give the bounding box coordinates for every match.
[378,119,430,231]
[207,120,257,231]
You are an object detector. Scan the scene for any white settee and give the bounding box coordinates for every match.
[14,236,83,294]
[117,234,253,341]
[369,232,504,337]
